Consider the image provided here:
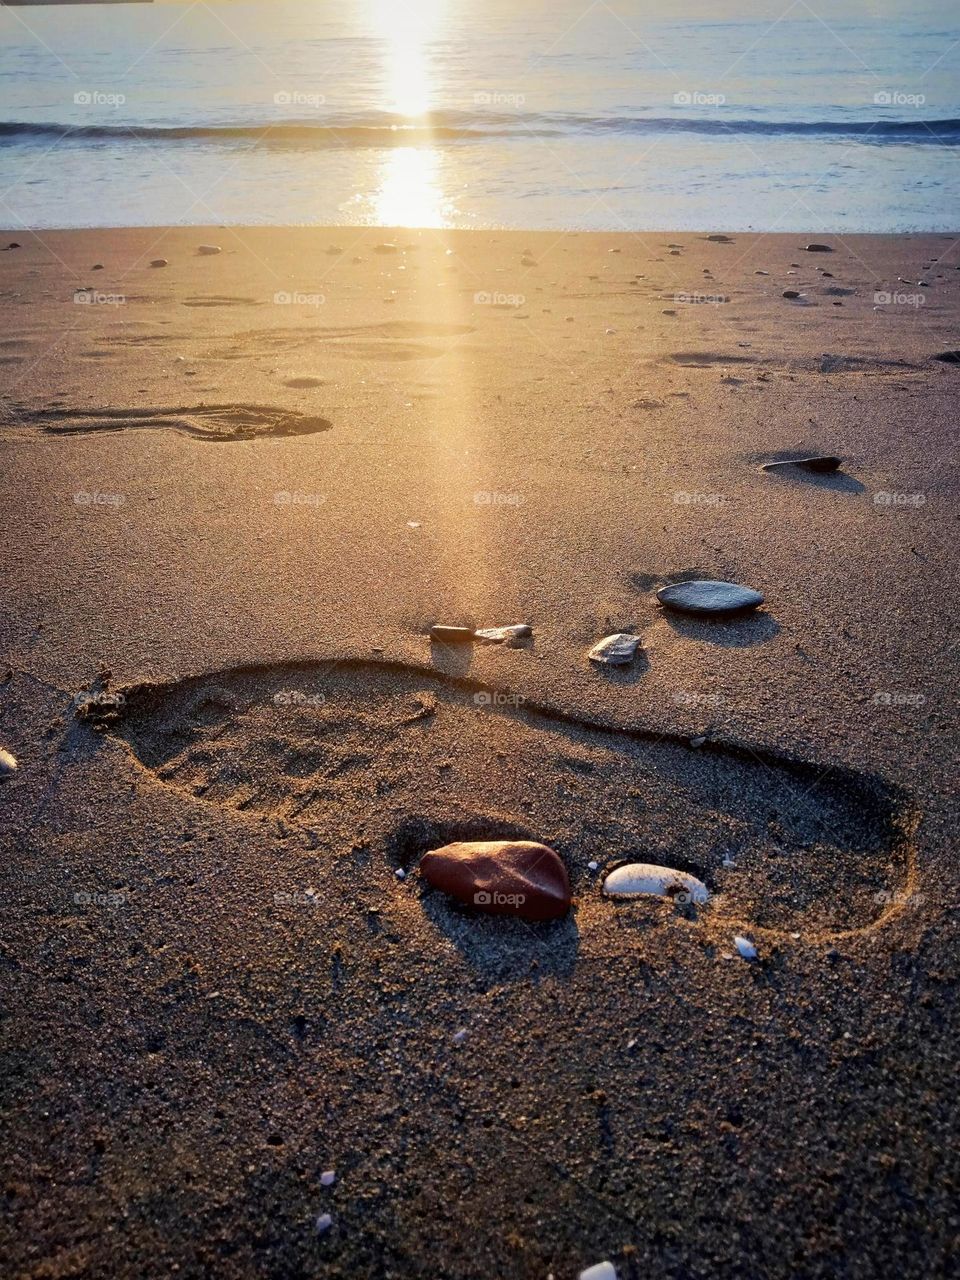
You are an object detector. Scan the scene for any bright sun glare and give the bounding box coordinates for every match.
[367,0,443,117]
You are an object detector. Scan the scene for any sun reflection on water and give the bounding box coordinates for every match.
[374,146,452,228]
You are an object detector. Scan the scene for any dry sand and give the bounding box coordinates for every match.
[0,226,958,1279]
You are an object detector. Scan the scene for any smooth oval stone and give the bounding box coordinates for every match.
[473,624,532,645]
[762,455,842,473]
[603,863,709,905]
[197,244,221,255]
[429,625,474,644]
[657,580,763,616]
[588,633,640,665]
[580,1265,617,1280]
[803,243,833,252]
[373,242,399,254]
[934,350,960,364]
[420,839,571,921]
[782,289,802,299]
[0,747,17,777]
[150,259,168,268]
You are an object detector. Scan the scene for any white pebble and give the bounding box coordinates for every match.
[0,747,17,777]
[603,863,709,905]
[320,1169,336,1187]
[315,1213,332,1234]
[580,1263,617,1280]
[734,934,758,960]
[587,860,598,871]
[395,868,406,879]
[452,1028,467,1044]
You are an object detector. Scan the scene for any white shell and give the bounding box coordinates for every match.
[734,934,758,960]
[603,863,709,905]
[580,1264,617,1280]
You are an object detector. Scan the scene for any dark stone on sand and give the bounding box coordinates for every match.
[0,747,17,777]
[92,264,103,270]
[150,259,168,268]
[657,580,764,616]
[430,625,474,644]
[5,242,20,250]
[933,351,960,364]
[803,244,833,252]
[706,234,734,243]
[419,839,571,921]
[782,290,802,299]
[763,455,842,473]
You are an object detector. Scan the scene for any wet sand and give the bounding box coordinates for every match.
[0,226,958,1279]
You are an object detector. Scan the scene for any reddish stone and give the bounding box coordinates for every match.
[419,840,571,921]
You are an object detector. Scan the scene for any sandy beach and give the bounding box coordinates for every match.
[1,225,958,1278]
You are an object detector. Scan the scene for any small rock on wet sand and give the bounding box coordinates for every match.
[197,244,221,255]
[473,624,532,645]
[734,935,759,960]
[782,289,802,299]
[603,863,709,905]
[373,242,399,254]
[420,839,571,921]
[320,1170,336,1187]
[762,455,842,473]
[588,633,641,666]
[657,580,763,616]
[150,259,168,268]
[803,243,833,252]
[934,350,960,364]
[315,1214,333,1235]
[0,748,17,777]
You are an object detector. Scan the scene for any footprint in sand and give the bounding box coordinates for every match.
[84,659,917,947]
[11,403,332,441]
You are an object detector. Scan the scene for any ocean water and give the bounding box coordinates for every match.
[0,0,957,230]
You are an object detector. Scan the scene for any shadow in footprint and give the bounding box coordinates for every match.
[591,648,651,683]
[661,611,780,648]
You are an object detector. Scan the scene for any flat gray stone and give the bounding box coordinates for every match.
[473,624,532,645]
[803,243,833,252]
[657,580,763,616]
[588,633,641,665]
